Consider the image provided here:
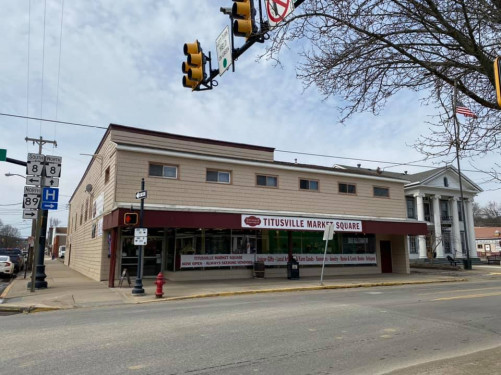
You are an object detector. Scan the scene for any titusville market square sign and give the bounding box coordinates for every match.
[241,215,363,232]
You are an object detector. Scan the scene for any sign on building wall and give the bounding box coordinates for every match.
[92,193,104,219]
[180,253,376,268]
[241,215,363,232]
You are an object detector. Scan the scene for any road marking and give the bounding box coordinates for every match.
[418,286,501,296]
[433,291,501,301]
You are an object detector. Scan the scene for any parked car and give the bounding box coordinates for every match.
[0,248,25,272]
[0,255,15,277]
[59,246,66,259]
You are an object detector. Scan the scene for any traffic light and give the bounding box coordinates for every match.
[494,57,501,107]
[232,0,257,38]
[182,40,205,90]
[124,213,138,226]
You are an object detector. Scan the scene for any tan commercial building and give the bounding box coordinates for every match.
[66,124,426,285]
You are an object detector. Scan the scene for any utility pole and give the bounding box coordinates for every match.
[26,136,57,291]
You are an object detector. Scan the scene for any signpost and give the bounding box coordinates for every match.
[320,224,335,285]
[266,0,294,28]
[132,180,147,296]
[216,26,232,76]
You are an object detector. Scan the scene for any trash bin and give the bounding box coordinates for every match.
[463,259,472,270]
[254,261,265,278]
[287,258,300,280]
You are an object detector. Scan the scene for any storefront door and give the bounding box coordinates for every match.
[380,241,392,273]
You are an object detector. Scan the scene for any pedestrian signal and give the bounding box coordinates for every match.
[124,213,138,226]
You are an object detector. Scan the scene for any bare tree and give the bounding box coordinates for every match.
[0,224,23,248]
[264,1,501,177]
[49,217,61,228]
[473,200,501,226]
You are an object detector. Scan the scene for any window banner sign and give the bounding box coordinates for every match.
[256,253,377,266]
[180,253,376,268]
[181,254,255,268]
[241,215,363,232]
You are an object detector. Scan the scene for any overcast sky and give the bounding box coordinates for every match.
[1,0,499,237]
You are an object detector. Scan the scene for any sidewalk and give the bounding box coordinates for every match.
[0,258,474,313]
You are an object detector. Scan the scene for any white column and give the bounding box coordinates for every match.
[465,199,477,258]
[450,197,463,258]
[414,193,427,259]
[432,195,444,258]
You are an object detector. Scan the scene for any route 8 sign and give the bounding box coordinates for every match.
[26,153,45,176]
[45,155,62,178]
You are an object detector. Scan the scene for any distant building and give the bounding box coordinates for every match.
[50,227,67,258]
[474,227,501,257]
[333,166,482,263]
[66,124,427,284]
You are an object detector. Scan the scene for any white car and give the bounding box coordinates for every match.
[59,246,66,259]
[0,255,15,277]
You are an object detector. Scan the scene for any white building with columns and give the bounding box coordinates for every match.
[399,166,482,262]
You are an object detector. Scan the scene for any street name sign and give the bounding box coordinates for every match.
[26,153,45,176]
[42,177,59,187]
[216,26,232,76]
[26,176,42,186]
[44,155,62,178]
[23,209,37,219]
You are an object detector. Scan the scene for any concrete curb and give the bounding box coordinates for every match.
[135,278,468,304]
[0,277,467,313]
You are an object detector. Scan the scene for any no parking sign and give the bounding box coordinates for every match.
[266,0,295,27]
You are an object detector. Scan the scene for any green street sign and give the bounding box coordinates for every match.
[0,149,6,161]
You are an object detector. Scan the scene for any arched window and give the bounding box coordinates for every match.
[443,177,449,187]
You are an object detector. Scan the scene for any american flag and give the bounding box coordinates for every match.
[455,101,477,118]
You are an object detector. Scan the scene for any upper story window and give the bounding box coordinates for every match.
[443,177,449,187]
[339,183,356,195]
[457,201,464,221]
[406,197,416,219]
[300,179,319,191]
[149,163,178,179]
[105,166,110,183]
[373,186,390,198]
[256,174,278,187]
[207,169,231,184]
[440,200,449,219]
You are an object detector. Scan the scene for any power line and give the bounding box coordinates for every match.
[0,112,107,130]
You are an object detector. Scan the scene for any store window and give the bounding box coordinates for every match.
[206,169,231,184]
[406,197,416,219]
[409,236,418,254]
[256,174,278,187]
[373,186,389,197]
[341,234,376,254]
[339,183,356,195]
[149,163,178,179]
[300,179,319,191]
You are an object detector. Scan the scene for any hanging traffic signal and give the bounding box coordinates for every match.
[182,40,206,90]
[494,57,501,107]
[124,213,138,226]
[232,0,257,38]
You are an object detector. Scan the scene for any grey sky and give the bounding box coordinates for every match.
[0,0,498,236]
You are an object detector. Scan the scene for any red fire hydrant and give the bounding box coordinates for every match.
[154,272,166,298]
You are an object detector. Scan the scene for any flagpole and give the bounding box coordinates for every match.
[453,79,471,269]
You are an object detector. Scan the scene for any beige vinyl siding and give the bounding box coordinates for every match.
[67,133,118,281]
[111,129,273,162]
[115,151,407,219]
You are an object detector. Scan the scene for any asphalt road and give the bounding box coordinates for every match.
[1,277,501,375]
